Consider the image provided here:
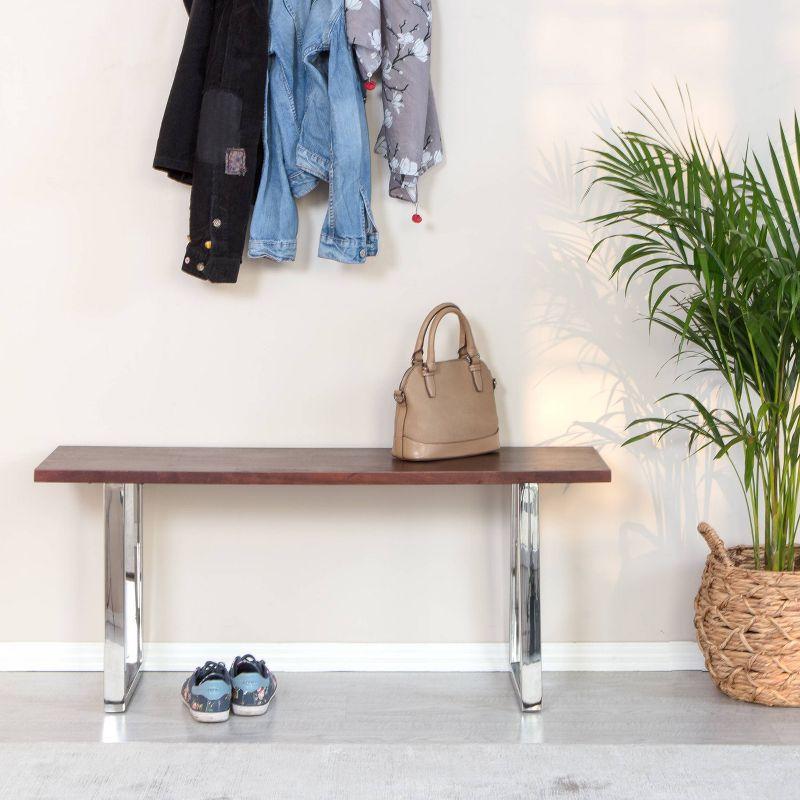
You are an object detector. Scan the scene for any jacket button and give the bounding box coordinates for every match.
[212,218,222,228]
[197,263,205,272]
[184,257,191,265]
[359,249,366,258]
[204,240,213,249]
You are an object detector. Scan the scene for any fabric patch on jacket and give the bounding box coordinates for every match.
[196,89,243,165]
[225,148,247,176]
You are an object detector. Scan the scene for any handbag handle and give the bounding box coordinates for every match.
[411,303,467,364]
[426,307,479,371]
[422,307,482,397]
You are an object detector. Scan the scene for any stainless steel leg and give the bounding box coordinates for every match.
[104,483,143,713]
[509,482,541,712]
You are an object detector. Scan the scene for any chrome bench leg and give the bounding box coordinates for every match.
[509,482,542,712]
[104,483,143,713]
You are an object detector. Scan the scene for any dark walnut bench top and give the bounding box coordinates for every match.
[33,446,611,486]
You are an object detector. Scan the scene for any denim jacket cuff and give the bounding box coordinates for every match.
[289,170,319,198]
[318,232,378,264]
[248,238,297,262]
[296,145,330,181]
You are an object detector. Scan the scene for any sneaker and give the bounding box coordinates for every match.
[230,654,277,716]
[180,661,232,723]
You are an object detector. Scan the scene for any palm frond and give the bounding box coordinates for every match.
[586,90,800,570]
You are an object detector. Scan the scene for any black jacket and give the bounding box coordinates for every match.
[154,0,268,283]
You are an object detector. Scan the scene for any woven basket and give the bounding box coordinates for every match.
[694,522,800,706]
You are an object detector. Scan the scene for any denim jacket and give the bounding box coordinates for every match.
[155,0,269,283]
[249,0,378,264]
[248,0,317,263]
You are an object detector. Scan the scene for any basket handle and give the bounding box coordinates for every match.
[697,522,733,566]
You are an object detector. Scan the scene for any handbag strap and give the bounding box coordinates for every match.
[426,307,479,371]
[411,303,467,365]
[423,307,482,396]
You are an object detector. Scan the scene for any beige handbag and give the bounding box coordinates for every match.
[393,303,500,461]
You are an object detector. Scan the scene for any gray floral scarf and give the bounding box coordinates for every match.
[346,0,443,204]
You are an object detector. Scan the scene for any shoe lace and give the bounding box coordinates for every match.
[237,653,267,676]
[195,660,226,683]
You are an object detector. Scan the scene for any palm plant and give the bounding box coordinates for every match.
[585,91,800,571]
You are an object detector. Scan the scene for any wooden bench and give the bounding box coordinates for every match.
[34,446,611,713]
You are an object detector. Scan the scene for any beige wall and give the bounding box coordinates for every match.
[1,1,798,645]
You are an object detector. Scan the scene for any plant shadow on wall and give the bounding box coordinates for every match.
[527,101,745,602]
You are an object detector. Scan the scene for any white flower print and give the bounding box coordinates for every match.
[398,157,419,176]
[346,0,443,203]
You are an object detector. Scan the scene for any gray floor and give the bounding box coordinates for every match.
[5,741,800,800]
[2,670,800,745]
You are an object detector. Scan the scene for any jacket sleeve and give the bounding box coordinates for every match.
[373,0,443,203]
[346,0,382,82]
[153,0,215,185]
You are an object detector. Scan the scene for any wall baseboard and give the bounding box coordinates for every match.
[0,641,704,672]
